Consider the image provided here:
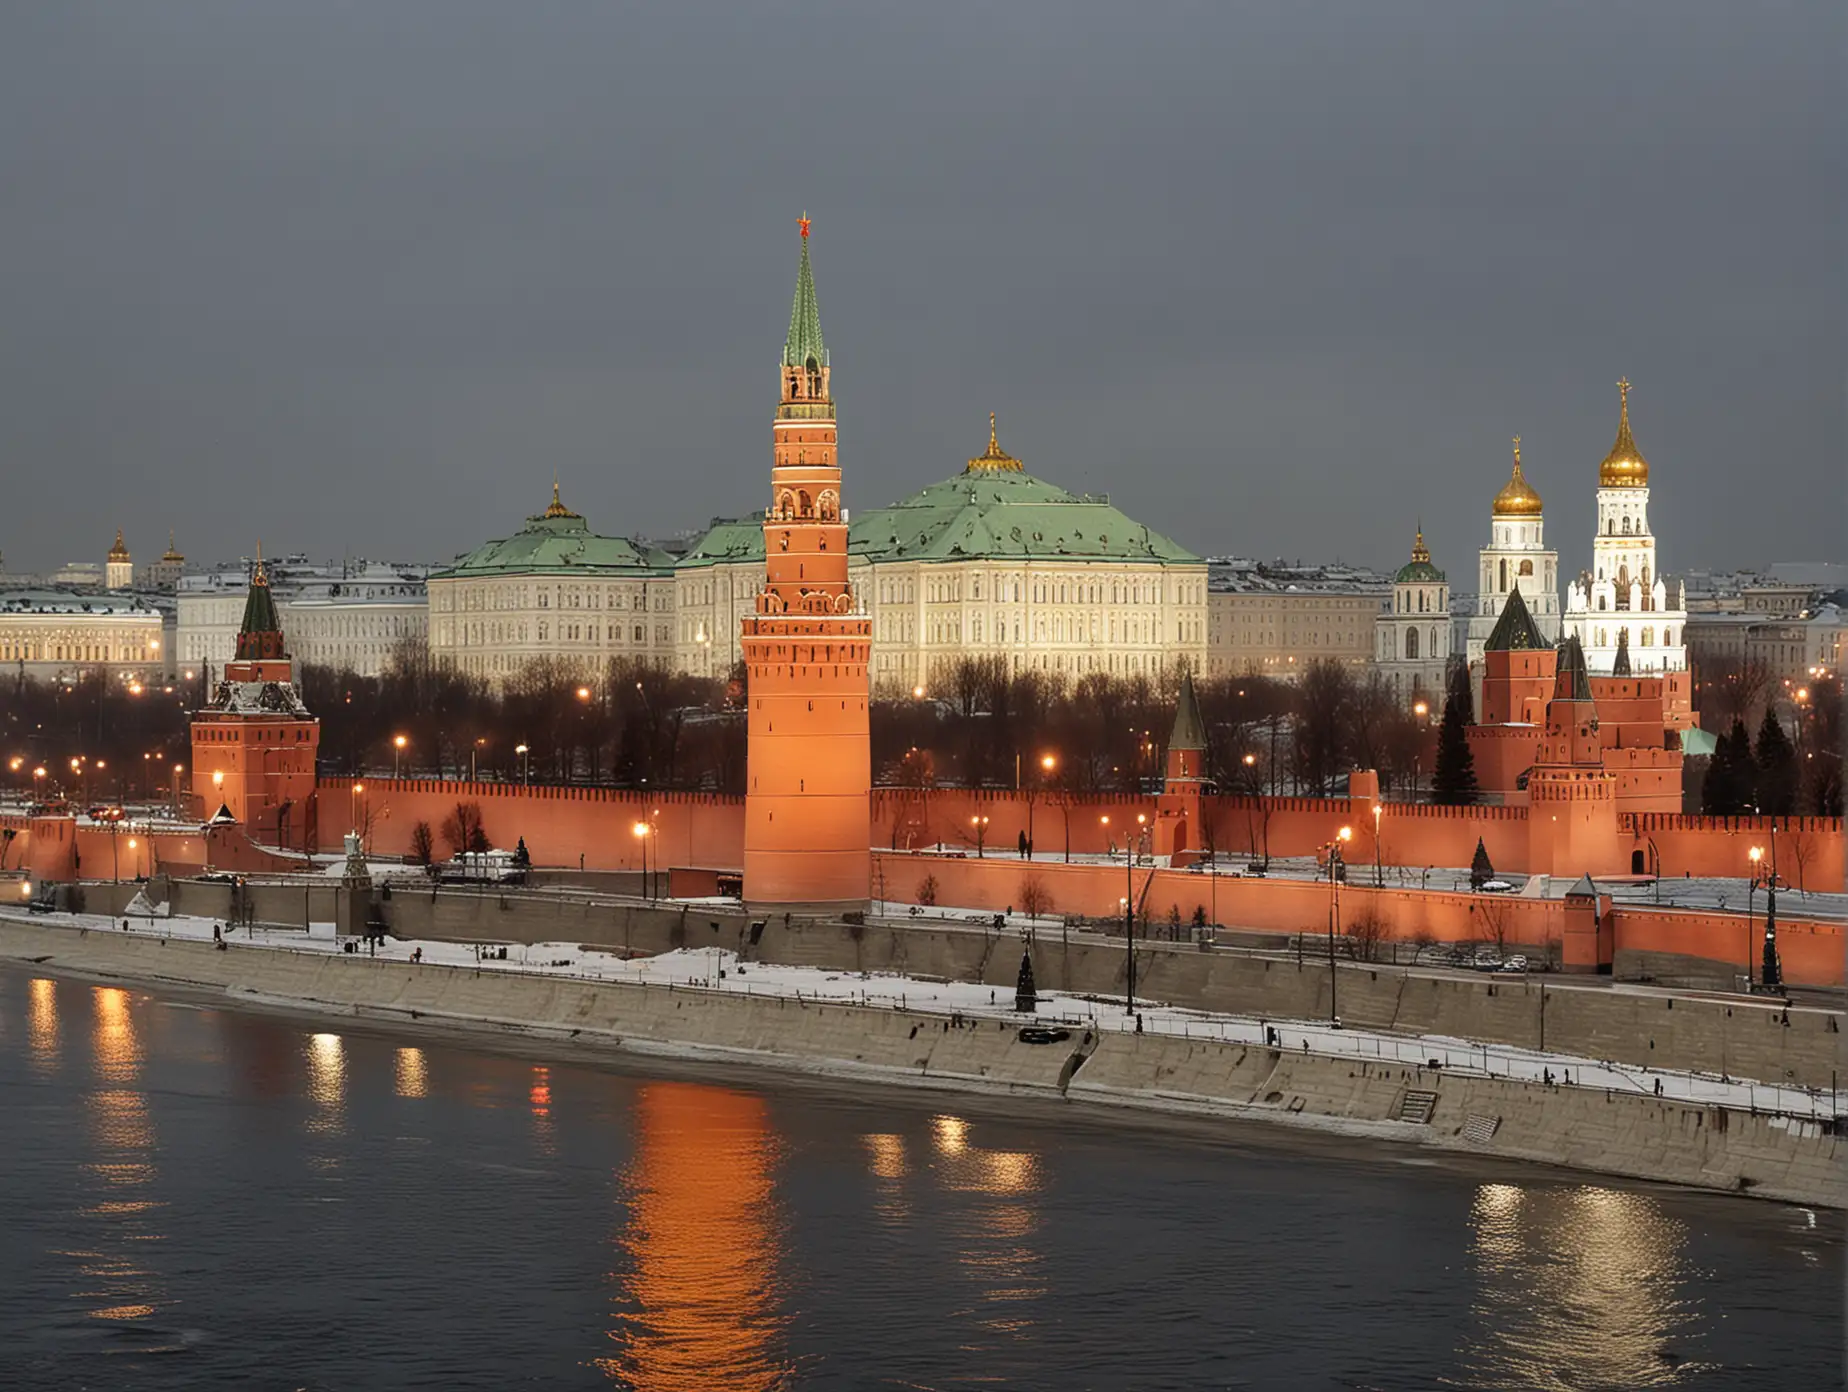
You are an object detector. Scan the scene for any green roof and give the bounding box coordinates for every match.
[1553,634,1593,702]
[678,468,1198,570]
[1394,559,1445,583]
[783,231,827,370]
[433,511,674,580]
[854,469,1198,564]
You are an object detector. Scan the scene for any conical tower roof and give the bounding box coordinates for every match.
[1485,584,1546,652]
[1169,669,1206,752]
[1612,626,1632,676]
[1552,633,1594,703]
[1599,378,1649,489]
[108,528,131,562]
[782,215,827,370]
[234,548,286,660]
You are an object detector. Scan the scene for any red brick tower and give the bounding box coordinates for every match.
[1526,634,1623,879]
[740,219,872,909]
[1154,669,1208,865]
[1469,585,1556,802]
[190,553,321,850]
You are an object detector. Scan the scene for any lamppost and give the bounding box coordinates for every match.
[633,820,652,901]
[1029,752,1055,858]
[350,781,364,834]
[393,734,407,779]
[1412,701,1430,798]
[1762,824,1782,991]
[171,763,183,820]
[515,744,530,785]
[1324,826,1353,1025]
[1746,845,1763,989]
[471,738,487,783]
[1373,802,1384,888]
[1099,813,1111,858]
[970,814,990,858]
[1135,812,1148,868]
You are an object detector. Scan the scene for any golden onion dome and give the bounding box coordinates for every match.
[1492,437,1544,517]
[107,527,131,561]
[1598,378,1649,488]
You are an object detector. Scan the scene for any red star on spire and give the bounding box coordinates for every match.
[798,213,811,240]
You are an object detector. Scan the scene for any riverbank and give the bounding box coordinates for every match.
[2,916,1840,1208]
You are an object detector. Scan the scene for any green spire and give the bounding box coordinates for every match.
[1553,634,1594,703]
[234,549,286,660]
[782,216,828,370]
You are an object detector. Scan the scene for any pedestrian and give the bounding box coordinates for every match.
[1018,830,1029,860]
[1654,1078,1663,1097]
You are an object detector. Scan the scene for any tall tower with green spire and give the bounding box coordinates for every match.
[741,216,871,910]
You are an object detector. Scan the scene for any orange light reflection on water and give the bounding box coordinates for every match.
[598,1081,792,1390]
[28,977,60,1071]
[1445,1183,1715,1389]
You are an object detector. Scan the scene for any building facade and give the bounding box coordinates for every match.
[1374,528,1450,704]
[426,485,676,684]
[1564,381,1688,673]
[0,589,166,681]
[105,530,133,591]
[672,419,1207,692]
[182,557,433,679]
[1465,438,1560,666]
[1205,559,1387,679]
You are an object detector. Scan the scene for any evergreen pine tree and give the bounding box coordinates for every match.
[1755,709,1798,815]
[1700,738,1737,815]
[1431,663,1479,806]
[1014,949,1038,1013]
[1469,837,1495,890]
[1726,717,1759,812]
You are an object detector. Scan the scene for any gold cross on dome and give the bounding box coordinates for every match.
[1512,435,1521,462]
[1617,378,1631,407]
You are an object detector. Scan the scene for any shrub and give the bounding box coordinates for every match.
[917,874,939,907]
[1018,874,1055,918]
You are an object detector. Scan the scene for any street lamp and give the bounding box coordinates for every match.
[913,684,926,700]
[350,782,365,834]
[1762,826,1782,991]
[1135,812,1148,867]
[1746,846,1763,988]
[1373,802,1383,888]
[633,821,652,901]
[393,734,407,779]
[1100,813,1111,857]
[515,743,530,785]
[1324,826,1354,1025]
[970,814,990,858]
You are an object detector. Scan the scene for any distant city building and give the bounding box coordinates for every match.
[426,484,677,682]
[1465,438,1560,666]
[1204,557,1388,679]
[1374,527,1451,705]
[1684,603,1844,689]
[180,555,431,678]
[1563,381,1688,673]
[0,588,166,681]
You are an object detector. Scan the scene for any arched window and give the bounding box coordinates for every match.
[1640,627,1654,647]
[1622,516,1633,535]
[1499,559,1508,591]
[1431,626,1440,656]
[777,490,795,519]
[1405,628,1419,659]
[798,490,813,517]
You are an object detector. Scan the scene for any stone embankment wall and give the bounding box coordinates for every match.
[80,878,1844,1092]
[1,920,1840,1208]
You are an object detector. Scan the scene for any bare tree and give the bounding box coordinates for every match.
[440,801,486,857]
[1018,873,1055,919]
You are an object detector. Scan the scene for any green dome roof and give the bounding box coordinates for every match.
[1393,527,1445,584]
[433,495,674,579]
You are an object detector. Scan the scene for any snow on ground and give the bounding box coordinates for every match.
[8,905,1837,1122]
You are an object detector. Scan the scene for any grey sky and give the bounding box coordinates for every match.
[1,2,1840,581]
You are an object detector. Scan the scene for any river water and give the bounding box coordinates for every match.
[0,968,1840,1391]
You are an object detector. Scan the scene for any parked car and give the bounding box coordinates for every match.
[1471,947,1504,969]
[1018,1026,1071,1045]
[1497,955,1529,973]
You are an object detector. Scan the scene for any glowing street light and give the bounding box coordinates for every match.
[576,686,592,702]
[912,684,926,700]
[515,743,531,785]
[393,734,408,779]
[1323,826,1354,1025]
[969,813,990,858]
[632,820,654,900]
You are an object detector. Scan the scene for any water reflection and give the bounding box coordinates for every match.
[28,976,59,1072]
[928,1113,1045,1335]
[92,986,141,1084]
[304,1033,347,1159]
[395,1047,428,1099]
[863,1133,910,1223]
[529,1066,556,1156]
[1448,1183,1716,1388]
[79,985,167,1329]
[600,1081,792,1390]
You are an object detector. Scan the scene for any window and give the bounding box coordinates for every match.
[1405,628,1419,659]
